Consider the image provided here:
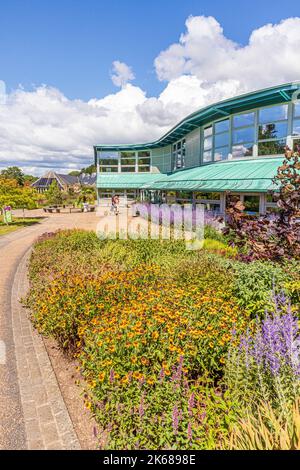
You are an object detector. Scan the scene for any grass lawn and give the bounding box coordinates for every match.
[0,217,44,236]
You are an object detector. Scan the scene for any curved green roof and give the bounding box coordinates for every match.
[97,157,285,193]
[94,82,300,153]
[144,157,283,192]
[97,172,165,189]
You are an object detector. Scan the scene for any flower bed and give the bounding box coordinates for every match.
[25,229,300,449]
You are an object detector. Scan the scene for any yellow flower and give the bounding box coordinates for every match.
[98,372,105,382]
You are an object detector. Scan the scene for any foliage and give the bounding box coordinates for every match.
[26,230,251,449]
[25,229,300,449]
[225,293,300,415]
[0,166,25,185]
[45,180,63,205]
[0,178,39,210]
[203,238,237,258]
[231,261,294,317]
[227,398,300,450]
[223,148,300,261]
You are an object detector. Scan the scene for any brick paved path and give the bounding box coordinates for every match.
[0,212,98,449]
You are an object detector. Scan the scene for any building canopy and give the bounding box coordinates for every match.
[97,157,284,193]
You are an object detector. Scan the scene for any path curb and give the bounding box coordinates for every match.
[11,248,81,450]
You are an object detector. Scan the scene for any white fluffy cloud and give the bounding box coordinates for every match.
[155,15,300,89]
[111,61,135,88]
[1,15,300,175]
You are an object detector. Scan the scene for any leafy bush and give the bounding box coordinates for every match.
[223,148,300,261]
[231,261,292,317]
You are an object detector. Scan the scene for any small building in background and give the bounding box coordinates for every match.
[31,170,96,193]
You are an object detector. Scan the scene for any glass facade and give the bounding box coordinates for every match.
[98,150,151,173]
[98,100,300,174]
[201,103,293,163]
[172,139,186,169]
[98,152,119,173]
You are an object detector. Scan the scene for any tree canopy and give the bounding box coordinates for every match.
[0,178,39,210]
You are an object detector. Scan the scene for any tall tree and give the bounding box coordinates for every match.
[46,181,63,205]
[1,166,25,186]
[0,178,38,211]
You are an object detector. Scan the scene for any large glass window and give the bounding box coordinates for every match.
[121,151,136,172]
[258,140,286,156]
[258,122,288,140]
[213,119,229,161]
[293,103,300,135]
[259,104,288,124]
[173,139,186,169]
[138,151,150,172]
[203,126,213,162]
[243,195,260,214]
[232,112,255,159]
[233,126,255,144]
[258,104,288,156]
[98,151,119,173]
[233,112,255,128]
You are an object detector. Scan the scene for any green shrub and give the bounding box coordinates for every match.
[231,261,291,317]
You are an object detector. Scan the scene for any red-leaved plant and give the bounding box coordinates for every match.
[222,147,300,261]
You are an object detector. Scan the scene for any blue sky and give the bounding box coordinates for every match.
[1,0,300,100]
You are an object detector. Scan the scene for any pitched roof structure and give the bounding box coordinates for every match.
[31,171,96,190]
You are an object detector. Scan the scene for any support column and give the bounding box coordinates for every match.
[260,193,267,215]
[220,193,226,215]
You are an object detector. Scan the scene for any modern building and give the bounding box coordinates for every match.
[94,82,300,214]
[32,170,96,193]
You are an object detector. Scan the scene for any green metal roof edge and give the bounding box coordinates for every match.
[94,82,300,153]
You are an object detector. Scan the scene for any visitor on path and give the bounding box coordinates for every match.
[110,195,120,215]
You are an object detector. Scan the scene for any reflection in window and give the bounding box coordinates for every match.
[99,166,119,173]
[232,144,253,158]
[204,126,213,138]
[194,192,220,200]
[98,151,119,173]
[213,119,229,162]
[293,118,300,135]
[244,195,260,214]
[232,112,254,159]
[215,119,229,133]
[215,132,229,147]
[294,103,300,118]
[258,122,288,140]
[203,136,212,150]
[203,150,212,163]
[173,139,186,169]
[215,146,229,161]
[233,112,255,128]
[259,104,288,124]
[233,127,255,144]
[258,140,286,156]
[258,105,288,156]
[121,166,136,172]
[138,151,150,172]
[203,126,213,162]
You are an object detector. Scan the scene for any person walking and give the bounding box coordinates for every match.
[110,195,120,215]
